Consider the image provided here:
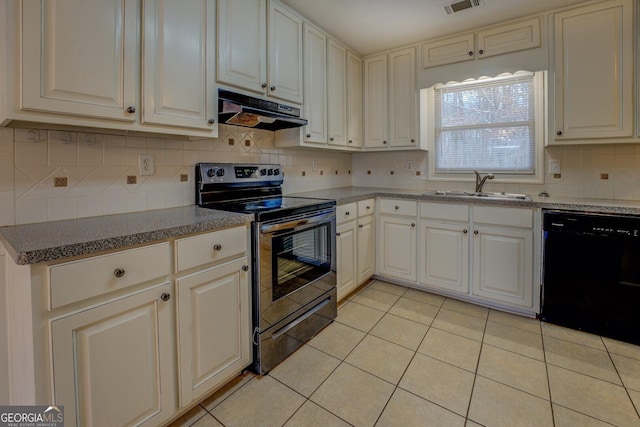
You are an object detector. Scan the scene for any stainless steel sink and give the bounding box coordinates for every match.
[423,190,532,202]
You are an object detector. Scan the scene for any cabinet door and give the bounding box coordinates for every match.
[217,0,267,94]
[389,47,417,147]
[378,215,417,281]
[142,0,217,132]
[419,220,469,294]
[51,283,175,427]
[176,258,251,406]
[472,225,533,308]
[357,215,375,285]
[268,2,304,104]
[364,54,388,148]
[554,0,633,140]
[337,221,357,301]
[327,39,347,146]
[346,51,363,148]
[420,33,474,68]
[477,18,541,59]
[303,24,327,144]
[22,0,137,121]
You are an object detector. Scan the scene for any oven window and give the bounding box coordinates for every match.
[272,222,331,301]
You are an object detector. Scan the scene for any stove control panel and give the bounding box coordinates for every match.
[197,163,283,185]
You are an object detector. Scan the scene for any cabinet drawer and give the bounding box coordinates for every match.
[357,199,375,216]
[175,226,247,272]
[49,243,171,309]
[337,203,357,224]
[421,202,469,222]
[473,206,533,228]
[379,199,418,216]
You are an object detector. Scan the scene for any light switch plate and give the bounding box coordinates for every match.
[139,154,155,176]
[549,159,561,174]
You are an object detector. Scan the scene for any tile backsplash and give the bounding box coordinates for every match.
[0,126,352,226]
[2,124,640,227]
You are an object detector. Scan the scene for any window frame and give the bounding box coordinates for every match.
[421,70,547,184]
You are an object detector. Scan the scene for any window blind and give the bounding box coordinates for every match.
[434,73,536,173]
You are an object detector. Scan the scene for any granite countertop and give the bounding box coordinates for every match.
[290,186,640,215]
[0,206,253,265]
[5,186,640,266]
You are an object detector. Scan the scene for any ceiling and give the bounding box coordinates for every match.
[280,0,591,55]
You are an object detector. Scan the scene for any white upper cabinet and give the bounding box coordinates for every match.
[21,0,138,121]
[268,2,304,104]
[327,39,347,146]
[388,47,417,147]
[142,0,217,131]
[217,0,303,104]
[421,33,475,68]
[217,0,267,95]
[302,23,327,144]
[420,17,541,68]
[476,18,540,59]
[346,52,363,148]
[364,47,419,150]
[553,0,633,141]
[363,54,388,148]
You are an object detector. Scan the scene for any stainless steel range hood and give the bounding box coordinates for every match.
[218,89,308,131]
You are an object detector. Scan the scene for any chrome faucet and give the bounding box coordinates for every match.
[473,171,494,192]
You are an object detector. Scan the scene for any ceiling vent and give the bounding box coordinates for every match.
[443,0,482,15]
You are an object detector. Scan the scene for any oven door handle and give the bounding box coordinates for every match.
[260,210,335,234]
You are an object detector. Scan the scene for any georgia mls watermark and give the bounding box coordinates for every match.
[0,406,64,427]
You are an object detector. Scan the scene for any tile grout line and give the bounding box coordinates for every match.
[602,336,640,421]
[463,309,490,424]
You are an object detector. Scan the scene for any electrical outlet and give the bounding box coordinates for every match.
[549,159,561,174]
[312,161,318,171]
[139,154,155,176]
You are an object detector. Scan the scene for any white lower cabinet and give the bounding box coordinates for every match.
[176,258,251,406]
[336,199,375,301]
[51,282,176,427]
[377,199,417,282]
[419,219,469,294]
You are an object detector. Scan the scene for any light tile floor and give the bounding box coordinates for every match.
[170,280,640,427]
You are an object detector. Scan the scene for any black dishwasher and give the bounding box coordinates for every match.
[541,210,640,345]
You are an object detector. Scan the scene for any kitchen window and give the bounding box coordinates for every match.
[421,71,546,183]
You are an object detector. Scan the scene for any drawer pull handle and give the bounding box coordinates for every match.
[242,265,249,272]
[213,244,222,251]
[113,268,126,278]
[345,211,350,216]
[160,292,171,302]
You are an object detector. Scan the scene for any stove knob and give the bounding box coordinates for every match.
[206,168,215,178]
[267,169,274,176]
[216,168,225,177]
[260,168,267,176]
[274,168,280,175]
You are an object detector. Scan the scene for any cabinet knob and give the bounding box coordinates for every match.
[160,292,171,302]
[366,206,371,210]
[242,265,249,272]
[306,134,311,138]
[474,230,479,235]
[261,83,267,88]
[270,86,276,91]
[463,229,468,234]
[556,131,563,136]
[330,137,334,141]
[394,205,399,210]
[208,118,215,124]
[113,268,126,278]
[345,211,350,216]
[336,232,341,237]
[411,223,416,227]
[348,140,353,144]
[468,51,473,56]
[213,244,222,251]
[478,49,484,55]
[411,139,415,143]
[383,140,387,145]
[359,224,364,228]
[126,106,136,114]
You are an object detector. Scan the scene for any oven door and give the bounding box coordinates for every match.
[255,208,336,332]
